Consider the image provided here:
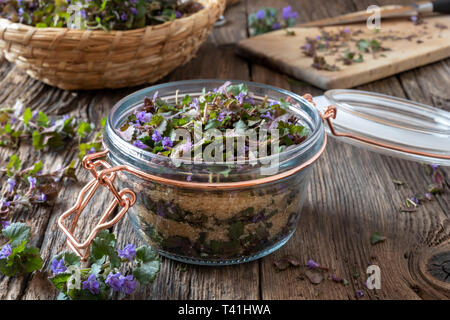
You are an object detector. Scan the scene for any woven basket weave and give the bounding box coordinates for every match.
[0,0,225,90]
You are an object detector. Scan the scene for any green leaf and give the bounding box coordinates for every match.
[7,154,21,172]
[29,161,43,176]
[49,272,72,291]
[135,245,158,263]
[100,117,107,129]
[21,247,43,272]
[2,223,31,248]
[370,232,387,245]
[77,121,93,139]
[149,115,163,126]
[32,130,44,150]
[11,240,27,256]
[37,111,49,127]
[64,252,81,267]
[90,230,121,268]
[133,260,160,285]
[205,119,220,130]
[23,108,33,125]
[357,39,371,52]
[227,83,248,96]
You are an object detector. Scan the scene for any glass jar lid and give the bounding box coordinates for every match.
[313,89,450,165]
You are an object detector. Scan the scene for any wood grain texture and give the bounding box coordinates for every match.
[0,0,449,300]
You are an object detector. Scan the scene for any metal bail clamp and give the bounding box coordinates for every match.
[57,150,136,261]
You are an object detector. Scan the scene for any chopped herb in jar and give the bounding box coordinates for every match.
[118,82,309,163]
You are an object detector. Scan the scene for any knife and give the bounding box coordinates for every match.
[298,0,450,28]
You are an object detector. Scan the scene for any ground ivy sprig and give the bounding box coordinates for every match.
[0,100,98,152]
[0,222,43,277]
[49,230,160,300]
[249,6,298,36]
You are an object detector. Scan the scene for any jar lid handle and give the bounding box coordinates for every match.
[57,150,136,261]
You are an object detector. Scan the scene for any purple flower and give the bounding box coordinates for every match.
[105,272,124,292]
[87,147,97,154]
[18,8,24,16]
[118,244,136,261]
[133,140,148,150]
[38,193,47,202]
[410,15,418,23]
[83,274,100,295]
[282,6,298,20]
[331,274,341,283]
[425,193,432,200]
[152,91,159,102]
[256,9,265,20]
[1,220,10,230]
[431,164,438,171]
[136,111,152,123]
[356,290,364,299]
[316,35,321,40]
[162,137,173,150]
[217,112,226,122]
[272,22,281,30]
[1,200,10,209]
[80,9,86,19]
[152,130,162,143]
[63,115,70,121]
[130,7,138,15]
[175,10,182,18]
[10,117,17,124]
[51,259,67,274]
[307,259,320,269]
[344,27,351,34]
[28,176,36,189]
[186,175,192,182]
[237,92,246,104]
[121,12,128,22]
[189,98,200,110]
[122,275,137,294]
[130,0,137,3]
[260,111,274,121]
[410,196,419,204]
[0,243,12,260]
[245,96,255,104]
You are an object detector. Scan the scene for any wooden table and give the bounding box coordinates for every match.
[0,0,449,300]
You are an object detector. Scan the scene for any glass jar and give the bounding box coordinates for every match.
[100,80,325,265]
[58,81,450,265]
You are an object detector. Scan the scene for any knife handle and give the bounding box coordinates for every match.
[433,0,450,13]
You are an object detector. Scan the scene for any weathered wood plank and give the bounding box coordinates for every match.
[0,0,449,301]
[246,0,450,300]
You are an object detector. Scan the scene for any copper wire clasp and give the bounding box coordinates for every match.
[57,150,136,261]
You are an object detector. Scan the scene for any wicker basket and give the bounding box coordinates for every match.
[0,0,225,90]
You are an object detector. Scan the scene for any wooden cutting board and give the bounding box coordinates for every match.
[237,15,450,89]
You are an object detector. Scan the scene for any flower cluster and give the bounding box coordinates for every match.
[0,0,203,31]
[49,231,159,300]
[249,6,299,36]
[0,101,107,228]
[0,222,42,277]
[118,82,308,166]
[0,154,77,228]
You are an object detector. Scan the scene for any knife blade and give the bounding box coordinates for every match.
[298,0,450,28]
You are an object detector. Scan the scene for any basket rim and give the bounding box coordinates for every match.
[0,0,222,35]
